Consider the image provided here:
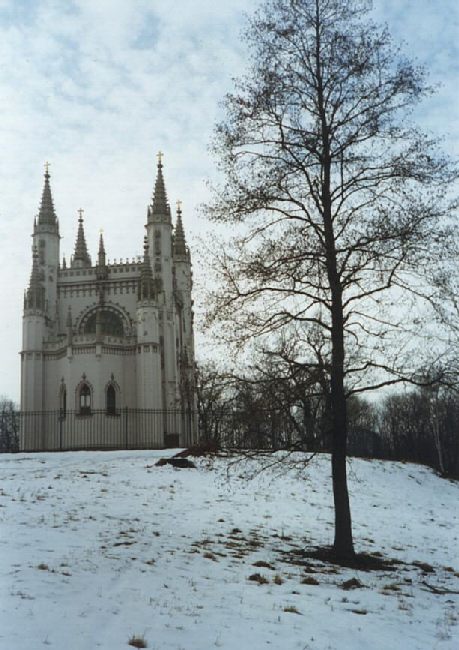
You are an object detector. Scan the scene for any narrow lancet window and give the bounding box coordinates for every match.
[106,384,116,415]
[79,383,91,415]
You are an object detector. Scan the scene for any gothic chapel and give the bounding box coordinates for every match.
[21,155,197,450]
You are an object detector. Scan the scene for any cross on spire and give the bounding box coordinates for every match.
[176,199,182,212]
[37,163,58,228]
[149,152,171,223]
[78,208,84,221]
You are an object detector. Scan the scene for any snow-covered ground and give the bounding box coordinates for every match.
[0,450,457,650]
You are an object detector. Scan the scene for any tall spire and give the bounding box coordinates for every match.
[72,209,91,268]
[173,200,187,256]
[149,151,171,223]
[37,162,58,229]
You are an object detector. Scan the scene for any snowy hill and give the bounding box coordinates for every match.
[0,450,457,649]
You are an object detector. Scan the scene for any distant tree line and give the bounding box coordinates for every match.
[0,397,19,453]
[196,363,459,479]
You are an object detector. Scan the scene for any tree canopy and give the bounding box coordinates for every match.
[206,0,458,558]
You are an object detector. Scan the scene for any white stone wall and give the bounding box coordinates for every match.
[21,170,197,449]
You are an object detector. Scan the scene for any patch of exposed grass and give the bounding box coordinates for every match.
[248,572,269,585]
[341,577,364,590]
[128,634,147,648]
[253,560,275,570]
[413,561,434,573]
[283,605,302,615]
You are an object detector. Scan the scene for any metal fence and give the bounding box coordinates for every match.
[10,408,197,452]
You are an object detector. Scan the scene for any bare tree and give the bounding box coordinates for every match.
[206,0,457,558]
[195,362,232,446]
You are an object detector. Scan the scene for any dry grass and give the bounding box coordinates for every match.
[128,634,148,648]
[252,560,275,570]
[248,572,270,585]
[203,552,217,561]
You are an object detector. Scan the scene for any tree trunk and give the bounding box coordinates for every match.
[330,363,354,558]
[328,256,354,558]
[314,0,354,559]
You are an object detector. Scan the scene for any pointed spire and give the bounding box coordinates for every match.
[138,237,156,301]
[98,231,106,267]
[37,162,58,230]
[173,200,187,257]
[149,151,171,223]
[72,209,91,268]
[96,230,108,281]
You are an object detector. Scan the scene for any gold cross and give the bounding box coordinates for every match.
[157,150,164,165]
[78,208,84,220]
[45,161,50,174]
[176,199,182,212]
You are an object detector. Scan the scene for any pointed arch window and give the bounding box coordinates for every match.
[106,384,117,416]
[79,383,92,415]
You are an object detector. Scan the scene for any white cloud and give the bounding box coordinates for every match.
[0,0,457,401]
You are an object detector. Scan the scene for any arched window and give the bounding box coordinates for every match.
[79,383,92,415]
[83,309,124,337]
[106,384,117,415]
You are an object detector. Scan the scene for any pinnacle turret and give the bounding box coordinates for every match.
[173,200,187,257]
[138,237,156,301]
[149,152,171,223]
[25,247,45,311]
[72,209,91,268]
[37,163,58,231]
[97,232,106,267]
[96,231,108,281]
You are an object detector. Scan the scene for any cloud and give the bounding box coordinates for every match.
[0,0,457,400]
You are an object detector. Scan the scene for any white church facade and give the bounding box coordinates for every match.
[20,156,197,451]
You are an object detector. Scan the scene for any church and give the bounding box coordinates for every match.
[20,155,197,451]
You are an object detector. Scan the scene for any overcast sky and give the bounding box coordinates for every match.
[0,0,457,402]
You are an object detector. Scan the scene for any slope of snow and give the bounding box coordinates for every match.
[0,450,457,650]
